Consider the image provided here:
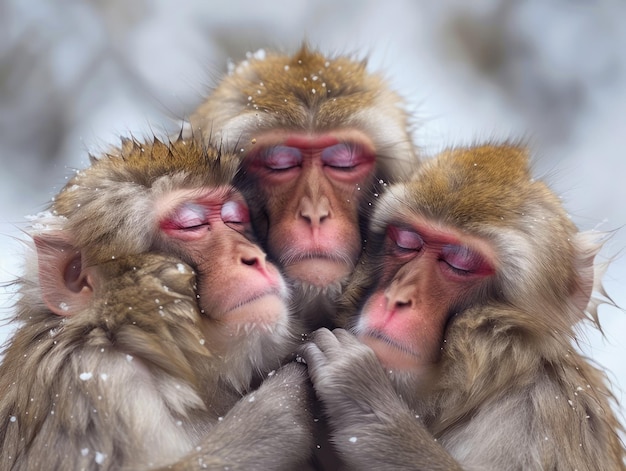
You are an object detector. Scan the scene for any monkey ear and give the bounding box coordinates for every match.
[34,233,95,317]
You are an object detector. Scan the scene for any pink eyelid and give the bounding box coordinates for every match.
[388,226,492,275]
[170,203,206,229]
[441,244,486,273]
[221,200,250,223]
[162,200,250,231]
[262,146,302,170]
[321,143,363,167]
[389,227,424,250]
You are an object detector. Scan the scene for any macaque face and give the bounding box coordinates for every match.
[44,138,293,356]
[245,129,377,288]
[155,186,289,339]
[189,47,417,301]
[354,216,496,375]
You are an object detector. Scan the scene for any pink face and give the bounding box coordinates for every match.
[354,217,496,375]
[245,130,377,288]
[157,187,289,336]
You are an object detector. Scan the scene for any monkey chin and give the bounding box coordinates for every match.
[202,296,294,393]
[284,258,352,288]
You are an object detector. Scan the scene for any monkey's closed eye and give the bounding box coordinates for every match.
[167,203,209,231]
[388,226,424,252]
[221,200,254,237]
[261,146,302,171]
[221,200,250,224]
[440,244,491,276]
[321,143,363,170]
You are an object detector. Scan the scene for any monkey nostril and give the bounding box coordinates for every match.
[299,211,312,224]
[241,256,259,267]
[384,290,412,312]
[395,299,412,309]
[300,209,329,226]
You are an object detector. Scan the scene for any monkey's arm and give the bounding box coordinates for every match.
[161,363,315,470]
[300,328,462,471]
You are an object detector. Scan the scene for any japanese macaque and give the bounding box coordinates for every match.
[300,144,625,470]
[188,45,417,329]
[0,138,313,470]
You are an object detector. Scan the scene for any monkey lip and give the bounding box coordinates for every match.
[282,252,353,287]
[218,288,287,326]
[359,331,424,371]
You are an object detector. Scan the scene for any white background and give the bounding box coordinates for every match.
[1,0,624,432]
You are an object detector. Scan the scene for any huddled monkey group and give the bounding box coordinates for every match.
[1,46,624,470]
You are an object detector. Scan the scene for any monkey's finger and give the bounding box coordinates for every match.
[308,327,332,342]
[308,327,342,353]
[297,342,328,372]
[332,328,361,346]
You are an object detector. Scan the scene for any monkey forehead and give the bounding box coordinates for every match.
[48,138,244,264]
[189,46,416,183]
[54,137,241,219]
[64,137,239,195]
[383,144,571,229]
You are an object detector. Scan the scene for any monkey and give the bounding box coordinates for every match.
[0,137,314,470]
[299,144,626,470]
[188,45,418,330]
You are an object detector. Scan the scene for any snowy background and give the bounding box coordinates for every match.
[1,0,625,430]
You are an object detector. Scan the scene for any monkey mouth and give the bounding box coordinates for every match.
[216,287,289,330]
[279,249,355,287]
[360,330,419,357]
[357,329,424,370]
[280,249,354,266]
[224,287,285,313]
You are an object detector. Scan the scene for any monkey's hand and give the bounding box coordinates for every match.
[299,328,461,471]
[299,328,401,424]
[166,363,315,470]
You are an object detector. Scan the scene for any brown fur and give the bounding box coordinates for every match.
[1,253,215,469]
[1,138,314,469]
[303,144,625,470]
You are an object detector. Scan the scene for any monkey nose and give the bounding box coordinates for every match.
[240,250,266,269]
[238,246,282,288]
[386,296,412,312]
[384,284,413,312]
[298,195,331,226]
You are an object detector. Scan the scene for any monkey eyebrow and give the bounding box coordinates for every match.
[224,186,243,200]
